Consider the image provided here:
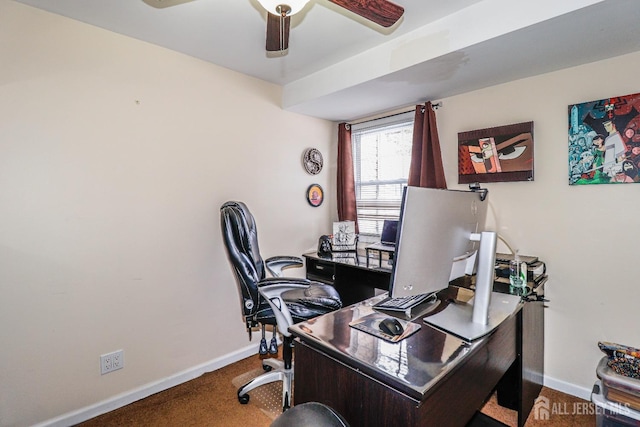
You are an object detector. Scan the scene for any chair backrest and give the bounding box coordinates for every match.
[220,201,267,319]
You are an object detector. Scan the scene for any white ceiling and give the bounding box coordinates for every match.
[13,0,640,121]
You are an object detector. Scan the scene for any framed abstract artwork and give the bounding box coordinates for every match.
[568,92,640,185]
[458,121,534,183]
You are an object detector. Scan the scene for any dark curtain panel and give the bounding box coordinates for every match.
[408,102,447,189]
[337,122,358,232]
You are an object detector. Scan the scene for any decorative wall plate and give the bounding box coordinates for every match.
[303,148,323,175]
[306,184,324,207]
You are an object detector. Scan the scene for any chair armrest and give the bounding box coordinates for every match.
[265,256,304,277]
[257,279,309,337]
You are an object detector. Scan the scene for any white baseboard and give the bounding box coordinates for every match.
[544,375,593,401]
[34,343,259,427]
[35,347,594,427]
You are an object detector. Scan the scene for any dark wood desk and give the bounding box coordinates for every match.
[303,252,546,427]
[289,291,519,427]
[303,252,391,306]
[495,281,546,427]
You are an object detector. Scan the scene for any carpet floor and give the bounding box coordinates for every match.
[77,353,595,426]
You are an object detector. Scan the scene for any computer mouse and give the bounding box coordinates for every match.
[379,318,404,336]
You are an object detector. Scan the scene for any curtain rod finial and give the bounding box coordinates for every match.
[431,101,443,110]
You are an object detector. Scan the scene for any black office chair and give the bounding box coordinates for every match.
[220,201,342,412]
[270,402,350,427]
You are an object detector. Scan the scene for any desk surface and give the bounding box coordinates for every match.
[290,290,521,426]
[365,242,396,252]
[289,291,520,401]
[297,258,546,427]
[303,251,393,273]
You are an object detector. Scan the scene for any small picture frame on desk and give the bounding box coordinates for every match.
[332,221,357,252]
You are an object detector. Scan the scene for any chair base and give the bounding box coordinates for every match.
[237,358,294,412]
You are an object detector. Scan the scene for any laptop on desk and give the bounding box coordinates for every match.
[378,219,398,248]
[366,220,397,268]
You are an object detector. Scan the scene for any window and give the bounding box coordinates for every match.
[352,111,414,236]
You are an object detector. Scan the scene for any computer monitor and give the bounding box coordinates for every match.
[389,187,488,300]
[380,219,399,246]
[389,186,522,341]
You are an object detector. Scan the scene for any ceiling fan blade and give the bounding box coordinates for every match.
[142,0,196,8]
[328,0,404,27]
[266,12,291,52]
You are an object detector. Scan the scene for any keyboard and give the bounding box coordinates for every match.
[374,293,435,311]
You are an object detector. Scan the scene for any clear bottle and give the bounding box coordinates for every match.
[509,251,527,289]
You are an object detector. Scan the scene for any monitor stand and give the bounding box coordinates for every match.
[424,291,521,341]
[424,231,521,341]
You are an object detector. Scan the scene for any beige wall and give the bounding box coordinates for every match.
[437,51,640,398]
[0,2,334,426]
[3,0,639,425]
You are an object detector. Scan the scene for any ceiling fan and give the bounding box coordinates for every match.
[143,0,404,54]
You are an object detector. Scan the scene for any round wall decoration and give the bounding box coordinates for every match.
[306,184,324,207]
[303,148,323,175]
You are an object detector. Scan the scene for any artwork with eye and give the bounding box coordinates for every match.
[303,148,323,175]
[458,121,534,183]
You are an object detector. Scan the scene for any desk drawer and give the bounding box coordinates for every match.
[306,258,335,284]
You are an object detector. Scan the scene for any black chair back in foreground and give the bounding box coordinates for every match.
[270,402,350,427]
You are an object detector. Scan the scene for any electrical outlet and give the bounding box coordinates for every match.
[100,350,124,375]
[111,350,122,370]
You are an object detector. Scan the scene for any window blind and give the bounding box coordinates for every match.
[352,112,414,235]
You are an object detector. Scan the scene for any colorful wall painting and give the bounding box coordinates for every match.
[568,92,640,185]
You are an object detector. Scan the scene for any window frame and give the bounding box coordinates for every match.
[351,111,414,237]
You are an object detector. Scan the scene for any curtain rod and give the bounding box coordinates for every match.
[347,101,443,126]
